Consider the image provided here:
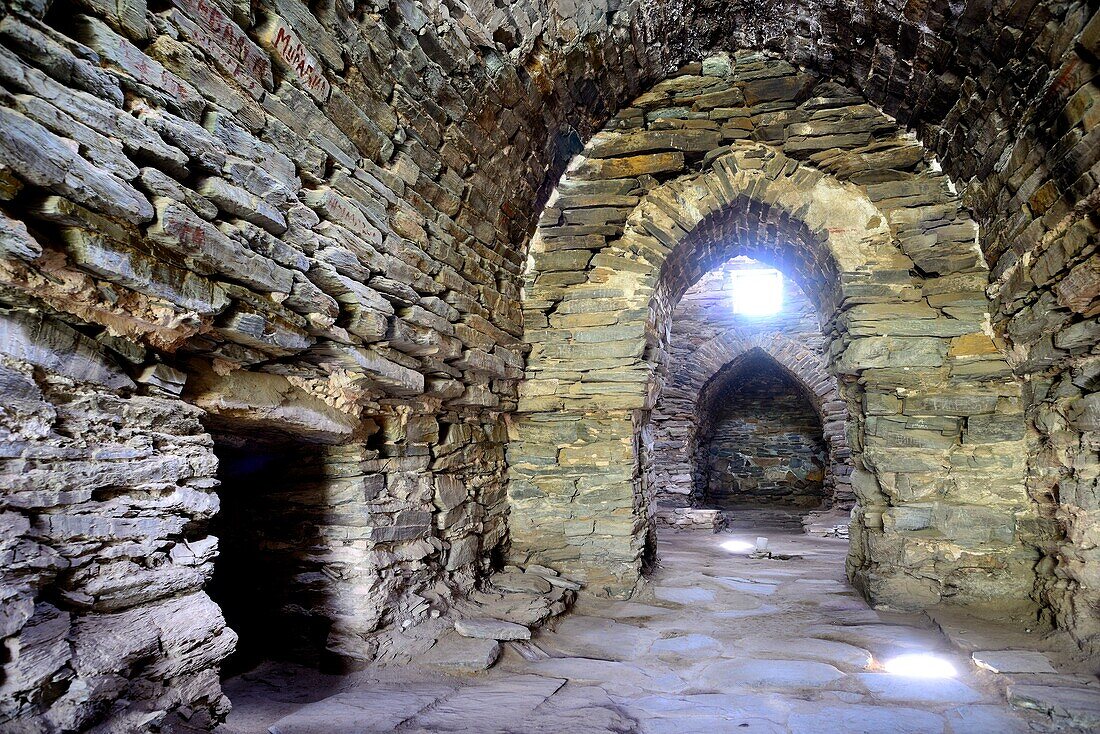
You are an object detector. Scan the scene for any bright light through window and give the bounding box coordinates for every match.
[730,268,783,316]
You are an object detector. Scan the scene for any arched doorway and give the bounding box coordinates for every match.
[510,56,1036,612]
[648,259,852,520]
[692,349,830,521]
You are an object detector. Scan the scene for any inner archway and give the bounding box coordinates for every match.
[649,259,853,520]
[693,349,830,520]
[511,55,1036,613]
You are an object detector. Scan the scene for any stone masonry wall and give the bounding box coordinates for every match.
[649,260,850,508]
[0,346,233,732]
[0,0,532,727]
[695,357,829,509]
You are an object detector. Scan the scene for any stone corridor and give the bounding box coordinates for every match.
[1,0,1098,730]
[216,527,1079,733]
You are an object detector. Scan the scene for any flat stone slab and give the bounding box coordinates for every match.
[268,686,451,733]
[789,578,849,593]
[654,586,717,604]
[788,703,945,734]
[971,649,1057,674]
[580,600,673,619]
[711,576,779,595]
[540,615,658,661]
[528,656,688,696]
[1008,684,1100,729]
[650,633,721,656]
[742,636,873,668]
[492,571,552,594]
[526,683,639,733]
[699,658,845,689]
[455,617,531,641]
[401,674,565,731]
[858,673,983,704]
[624,691,790,728]
[423,634,501,672]
[714,603,777,619]
[808,623,946,655]
[944,704,1031,734]
[641,714,786,733]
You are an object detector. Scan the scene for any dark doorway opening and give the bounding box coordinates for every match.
[210,439,331,677]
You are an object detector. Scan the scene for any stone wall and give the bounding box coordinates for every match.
[694,353,829,509]
[0,344,233,732]
[0,0,526,727]
[648,260,851,507]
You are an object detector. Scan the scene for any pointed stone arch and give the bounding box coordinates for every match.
[512,71,1035,610]
[652,329,851,508]
[689,346,832,509]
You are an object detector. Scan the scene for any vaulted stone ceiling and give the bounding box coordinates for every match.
[512,58,1036,610]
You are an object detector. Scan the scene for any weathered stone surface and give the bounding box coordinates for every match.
[423,634,501,672]
[493,571,553,594]
[454,617,531,641]
[699,658,846,689]
[0,210,42,261]
[198,176,287,234]
[1008,684,1100,729]
[972,650,1057,674]
[0,311,134,390]
[184,367,357,443]
[254,13,331,103]
[0,107,153,223]
[268,687,451,734]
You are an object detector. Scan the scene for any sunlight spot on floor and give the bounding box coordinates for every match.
[718,538,755,553]
[883,653,957,678]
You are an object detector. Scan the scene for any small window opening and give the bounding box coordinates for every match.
[730,267,783,316]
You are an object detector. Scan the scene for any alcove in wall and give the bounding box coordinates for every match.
[691,349,829,528]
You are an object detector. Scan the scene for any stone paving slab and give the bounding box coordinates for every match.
[538,615,658,661]
[741,636,873,668]
[972,649,1057,674]
[697,658,847,690]
[944,704,1032,734]
[787,703,945,733]
[858,672,983,704]
[653,586,717,604]
[268,686,452,733]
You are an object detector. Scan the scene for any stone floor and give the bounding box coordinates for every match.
[217,530,1075,733]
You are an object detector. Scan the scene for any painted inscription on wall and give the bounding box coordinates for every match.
[255,14,331,103]
[169,0,273,99]
[304,187,382,246]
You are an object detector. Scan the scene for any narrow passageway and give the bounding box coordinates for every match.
[219,528,1042,734]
